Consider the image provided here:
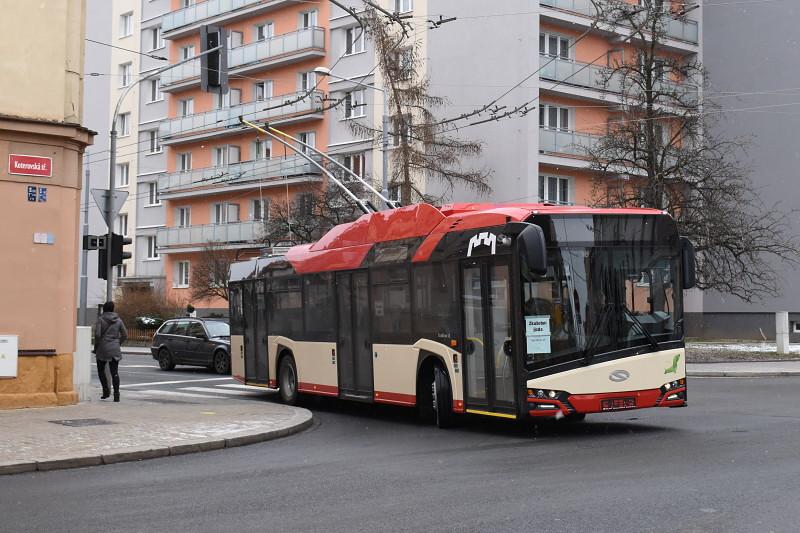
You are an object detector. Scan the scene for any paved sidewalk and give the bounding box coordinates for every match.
[687,360,800,377]
[0,388,311,476]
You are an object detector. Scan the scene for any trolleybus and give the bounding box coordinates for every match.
[228,202,695,426]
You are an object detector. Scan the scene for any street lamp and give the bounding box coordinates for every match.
[314,66,391,205]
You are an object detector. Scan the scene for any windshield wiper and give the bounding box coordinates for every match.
[621,305,659,351]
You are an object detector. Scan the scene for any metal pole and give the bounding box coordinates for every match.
[381,94,390,203]
[79,167,90,326]
[106,129,116,302]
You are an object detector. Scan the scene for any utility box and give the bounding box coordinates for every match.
[0,335,19,378]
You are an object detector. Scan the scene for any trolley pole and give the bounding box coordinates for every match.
[79,166,90,326]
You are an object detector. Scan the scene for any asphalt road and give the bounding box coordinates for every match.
[3,372,800,533]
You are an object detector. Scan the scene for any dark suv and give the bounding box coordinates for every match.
[150,318,231,374]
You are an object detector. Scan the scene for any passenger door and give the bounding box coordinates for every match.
[461,259,516,416]
[184,321,210,364]
[336,271,374,400]
[169,320,190,362]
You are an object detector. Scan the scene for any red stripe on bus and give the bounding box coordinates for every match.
[268,379,277,388]
[374,391,416,406]
[453,400,464,413]
[298,382,339,397]
[567,389,663,413]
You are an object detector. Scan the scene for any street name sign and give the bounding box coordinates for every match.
[8,154,53,178]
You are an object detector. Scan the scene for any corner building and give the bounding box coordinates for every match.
[157,0,329,314]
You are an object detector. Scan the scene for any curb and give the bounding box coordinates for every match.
[688,371,800,378]
[0,415,312,476]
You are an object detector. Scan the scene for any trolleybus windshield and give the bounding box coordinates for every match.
[523,214,682,370]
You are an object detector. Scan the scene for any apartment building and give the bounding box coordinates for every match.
[156,0,330,313]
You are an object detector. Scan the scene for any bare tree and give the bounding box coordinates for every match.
[348,6,491,205]
[190,242,236,302]
[263,181,367,245]
[585,0,800,301]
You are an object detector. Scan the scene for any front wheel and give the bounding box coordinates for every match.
[213,350,231,375]
[157,348,175,371]
[432,365,456,429]
[278,355,299,405]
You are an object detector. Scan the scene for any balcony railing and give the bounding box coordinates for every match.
[160,155,320,194]
[159,90,323,141]
[161,28,325,89]
[539,0,699,44]
[539,55,698,102]
[539,126,601,156]
[163,0,288,34]
[157,220,265,249]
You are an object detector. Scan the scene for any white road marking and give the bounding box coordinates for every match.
[126,389,229,400]
[216,383,274,391]
[181,386,265,396]
[120,377,231,389]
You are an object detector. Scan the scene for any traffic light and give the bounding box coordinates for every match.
[200,24,228,94]
[97,233,131,280]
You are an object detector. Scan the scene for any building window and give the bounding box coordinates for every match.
[252,198,269,221]
[213,203,239,224]
[299,71,316,92]
[151,26,164,50]
[298,132,316,154]
[181,0,194,7]
[342,153,365,179]
[296,193,313,217]
[392,114,412,146]
[213,145,240,167]
[176,261,190,288]
[148,131,161,154]
[148,79,162,102]
[538,175,571,205]
[180,45,195,60]
[393,48,414,80]
[394,0,413,13]
[539,104,571,131]
[793,322,800,334]
[119,62,133,87]
[253,139,272,160]
[116,264,128,279]
[116,213,128,236]
[388,185,401,202]
[228,31,243,49]
[256,22,274,41]
[120,12,133,38]
[179,98,194,116]
[539,33,572,59]
[300,10,318,29]
[147,236,159,259]
[344,90,366,119]
[117,112,130,136]
[178,152,192,171]
[254,81,273,101]
[117,163,129,187]
[177,207,191,228]
[148,182,160,205]
[214,88,241,109]
[345,27,365,55]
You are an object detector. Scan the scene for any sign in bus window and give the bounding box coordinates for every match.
[525,315,551,355]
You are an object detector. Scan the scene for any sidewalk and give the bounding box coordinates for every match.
[0,388,312,476]
[687,360,800,377]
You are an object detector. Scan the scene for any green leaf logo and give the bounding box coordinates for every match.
[664,354,681,374]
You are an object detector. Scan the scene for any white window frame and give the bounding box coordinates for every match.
[793,322,800,334]
[119,62,133,88]
[253,139,272,160]
[299,71,316,92]
[117,112,130,136]
[177,207,191,228]
[392,114,412,147]
[179,98,194,117]
[116,162,130,187]
[256,22,275,41]
[176,261,190,288]
[180,45,195,60]
[178,152,192,171]
[344,90,366,119]
[394,48,414,80]
[298,131,316,154]
[148,79,163,103]
[539,32,573,59]
[147,182,160,206]
[120,12,133,38]
[345,27,365,55]
[342,152,365,180]
[538,175,573,205]
[116,264,128,279]
[251,198,269,221]
[228,30,243,49]
[148,130,162,154]
[117,213,128,236]
[539,104,572,132]
[254,80,273,102]
[394,0,413,14]
[146,235,159,259]
[300,10,318,29]
[151,26,165,50]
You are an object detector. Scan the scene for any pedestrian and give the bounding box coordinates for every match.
[94,301,128,402]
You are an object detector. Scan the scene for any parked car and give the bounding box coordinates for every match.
[150,318,231,374]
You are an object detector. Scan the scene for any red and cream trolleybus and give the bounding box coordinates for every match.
[228,202,696,427]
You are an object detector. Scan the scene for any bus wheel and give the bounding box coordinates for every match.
[157,348,175,371]
[278,355,299,405]
[432,365,455,429]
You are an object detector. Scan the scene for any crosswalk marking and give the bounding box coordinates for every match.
[216,383,273,391]
[121,377,231,389]
[181,386,266,397]
[127,389,228,400]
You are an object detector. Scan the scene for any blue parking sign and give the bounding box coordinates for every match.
[27,186,37,202]
[38,187,47,202]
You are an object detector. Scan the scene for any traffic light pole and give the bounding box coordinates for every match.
[105,45,222,302]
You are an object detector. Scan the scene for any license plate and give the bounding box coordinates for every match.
[601,397,636,411]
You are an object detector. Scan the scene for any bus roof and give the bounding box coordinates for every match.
[282,202,667,274]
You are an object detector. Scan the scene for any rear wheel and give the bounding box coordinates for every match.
[213,350,230,375]
[432,364,456,429]
[278,355,299,405]
[157,348,175,371]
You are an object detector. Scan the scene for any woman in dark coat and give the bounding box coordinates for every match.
[94,301,128,401]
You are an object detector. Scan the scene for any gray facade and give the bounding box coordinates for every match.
[694,3,800,339]
[134,0,170,288]
[80,0,113,312]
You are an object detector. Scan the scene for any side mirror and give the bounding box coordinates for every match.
[519,224,548,277]
[680,236,696,289]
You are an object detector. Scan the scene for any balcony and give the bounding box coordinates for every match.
[160,155,321,197]
[159,91,323,144]
[539,55,698,102]
[161,27,326,92]
[539,0,699,45]
[162,0,297,39]
[157,220,265,252]
[539,126,601,157]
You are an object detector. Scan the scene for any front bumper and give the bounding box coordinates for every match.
[527,382,687,418]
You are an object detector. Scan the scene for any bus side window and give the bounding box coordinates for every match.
[413,262,459,345]
[303,273,336,341]
[268,276,303,337]
[229,285,242,335]
[371,266,412,345]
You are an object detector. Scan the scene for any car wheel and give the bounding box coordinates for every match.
[213,350,231,375]
[157,347,175,371]
[432,364,456,429]
[278,355,299,405]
